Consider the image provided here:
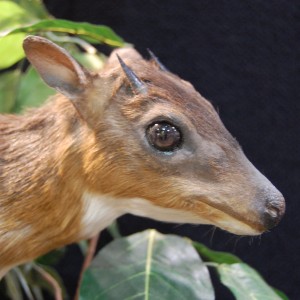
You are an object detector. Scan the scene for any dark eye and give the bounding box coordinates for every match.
[146,122,182,152]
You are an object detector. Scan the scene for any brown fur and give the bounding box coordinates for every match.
[0,37,285,271]
[0,99,86,265]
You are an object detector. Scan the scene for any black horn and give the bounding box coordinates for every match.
[147,49,168,71]
[117,54,147,94]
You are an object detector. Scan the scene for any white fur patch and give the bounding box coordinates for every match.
[125,198,208,224]
[80,191,260,237]
[80,192,124,238]
[80,191,207,238]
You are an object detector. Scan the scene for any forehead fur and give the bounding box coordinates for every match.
[108,49,237,147]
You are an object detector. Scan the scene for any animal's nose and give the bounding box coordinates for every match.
[263,192,285,230]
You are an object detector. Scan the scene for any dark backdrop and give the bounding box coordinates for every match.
[44,1,299,299]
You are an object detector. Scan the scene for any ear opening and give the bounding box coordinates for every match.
[23,35,89,99]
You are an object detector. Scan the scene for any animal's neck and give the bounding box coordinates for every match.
[0,97,93,268]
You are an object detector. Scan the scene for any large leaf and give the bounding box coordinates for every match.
[273,288,289,300]
[218,263,283,300]
[7,19,125,47]
[0,1,33,33]
[11,0,49,19]
[15,66,55,112]
[0,1,27,19]
[193,241,242,265]
[80,229,214,300]
[0,33,26,69]
[0,70,21,113]
[0,1,43,69]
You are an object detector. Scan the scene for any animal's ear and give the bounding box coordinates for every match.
[23,35,89,99]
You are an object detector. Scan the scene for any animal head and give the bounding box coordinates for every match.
[23,36,285,235]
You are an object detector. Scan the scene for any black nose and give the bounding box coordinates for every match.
[263,193,285,230]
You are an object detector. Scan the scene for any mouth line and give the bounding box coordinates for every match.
[195,196,265,233]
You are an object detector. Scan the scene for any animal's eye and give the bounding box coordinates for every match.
[146,122,182,152]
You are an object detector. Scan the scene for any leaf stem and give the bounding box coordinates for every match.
[74,233,100,300]
[13,267,35,300]
[33,264,63,300]
[45,32,97,54]
[204,262,219,268]
[145,230,155,300]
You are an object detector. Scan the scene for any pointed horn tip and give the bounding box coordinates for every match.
[116,53,122,62]
[116,54,148,94]
[147,48,157,61]
[116,54,126,66]
[147,49,168,72]
[147,48,154,56]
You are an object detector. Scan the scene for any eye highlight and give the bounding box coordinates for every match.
[146,122,182,152]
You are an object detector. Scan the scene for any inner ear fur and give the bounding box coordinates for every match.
[23,35,89,99]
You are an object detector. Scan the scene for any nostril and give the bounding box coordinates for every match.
[264,206,280,229]
[266,206,280,219]
[264,196,285,230]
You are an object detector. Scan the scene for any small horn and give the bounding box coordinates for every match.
[147,49,168,71]
[117,54,147,94]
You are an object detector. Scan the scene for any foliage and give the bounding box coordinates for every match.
[0,1,288,299]
[0,0,125,114]
[79,230,288,300]
[80,230,214,300]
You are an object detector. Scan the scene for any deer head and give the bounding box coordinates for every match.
[21,36,285,237]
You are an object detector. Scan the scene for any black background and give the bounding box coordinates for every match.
[43,1,299,299]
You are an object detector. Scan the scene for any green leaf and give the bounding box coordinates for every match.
[35,248,66,266]
[0,70,20,113]
[72,52,105,71]
[273,288,289,300]
[7,19,125,47]
[15,66,55,112]
[0,33,26,69]
[11,0,49,19]
[0,1,27,19]
[0,1,32,32]
[80,229,214,300]
[218,263,283,300]
[3,270,23,300]
[193,241,242,264]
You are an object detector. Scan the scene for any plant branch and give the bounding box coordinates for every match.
[33,264,63,300]
[13,267,35,300]
[74,233,100,300]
